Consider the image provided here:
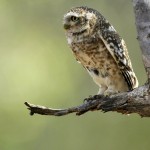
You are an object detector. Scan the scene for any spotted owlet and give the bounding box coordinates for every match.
[63,6,138,95]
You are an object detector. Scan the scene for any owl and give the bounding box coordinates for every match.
[63,6,138,95]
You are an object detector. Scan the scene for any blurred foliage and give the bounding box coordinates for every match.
[0,0,149,150]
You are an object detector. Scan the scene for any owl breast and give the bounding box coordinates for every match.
[68,35,128,93]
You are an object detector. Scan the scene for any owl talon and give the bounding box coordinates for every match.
[84,94,103,103]
[103,90,117,97]
[104,93,110,97]
[84,95,93,103]
[103,92,111,97]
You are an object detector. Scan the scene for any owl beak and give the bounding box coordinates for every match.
[63,24,71,30]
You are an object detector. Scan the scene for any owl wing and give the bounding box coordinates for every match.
[99,29,137,90]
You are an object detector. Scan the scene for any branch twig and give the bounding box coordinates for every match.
[24,95,107,116]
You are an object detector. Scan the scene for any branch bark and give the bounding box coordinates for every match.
[24,0,150,117]
[25,84,149,117]
[133,0,150,83]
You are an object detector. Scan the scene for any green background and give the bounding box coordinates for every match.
[0,0,149,150]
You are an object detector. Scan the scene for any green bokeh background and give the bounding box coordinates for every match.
[0,0,149,150]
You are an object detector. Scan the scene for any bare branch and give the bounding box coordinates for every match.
[25,85,150,117]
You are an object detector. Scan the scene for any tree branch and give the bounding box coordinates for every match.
[25,85,149,117]
[24,0,150,117]
[133,0,150,83]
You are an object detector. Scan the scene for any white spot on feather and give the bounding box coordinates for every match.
[64,12,78,18]
[67,37,72,45]
[108,25,116,32]
[86,12,94,20]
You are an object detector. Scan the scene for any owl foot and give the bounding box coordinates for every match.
[103,90,118,97]
[84,94,103,103]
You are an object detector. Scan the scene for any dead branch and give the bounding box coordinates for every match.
[24,0,150,117]
[25,85,150,117]
[133,0,150,83]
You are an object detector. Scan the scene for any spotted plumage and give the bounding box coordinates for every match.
[63,6,138,95]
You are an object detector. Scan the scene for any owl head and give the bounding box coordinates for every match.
[63,6,99,35]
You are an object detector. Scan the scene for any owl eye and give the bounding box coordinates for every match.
[70,16,79,22]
